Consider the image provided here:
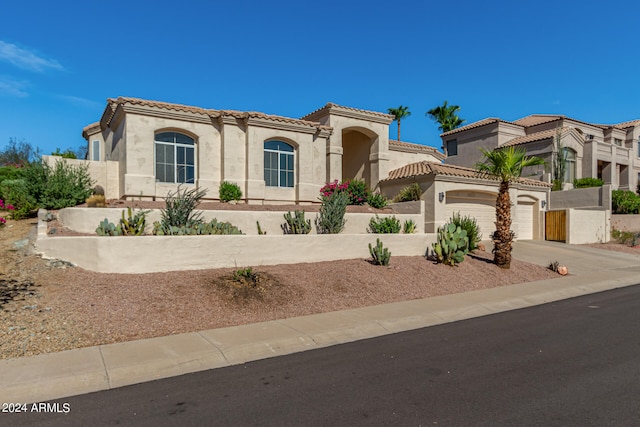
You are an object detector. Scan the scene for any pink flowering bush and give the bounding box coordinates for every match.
[319,179,371,205]
[0,198,14,226]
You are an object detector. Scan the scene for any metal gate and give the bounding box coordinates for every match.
[545,210,566,242]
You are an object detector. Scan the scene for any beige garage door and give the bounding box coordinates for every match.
[444,192,496,242]
[516,201,535,240]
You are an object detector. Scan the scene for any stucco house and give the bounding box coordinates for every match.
[440,114,640,191]
[82,97,444,203]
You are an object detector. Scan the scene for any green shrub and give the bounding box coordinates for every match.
[612,190,640,214]
[0,166,25,188]
[282,210,311,234]
[0,179,37,219]
[573,177,604,188]
[403,219,416,234]
[316,192,348,234]
[450,212,482,250]
[233,267,257,283]
[219,181,242,202]
[22,159,93,210]
[368,215,401,233]
[393,183,422,202]
[611,228,635,244]
[367,192,388,209]
[51,148,77,159]
[155,186,207,234]
[369,238,391,266]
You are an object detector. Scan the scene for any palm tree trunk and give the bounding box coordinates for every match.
[493,180,512,269]
[397,120,401,141]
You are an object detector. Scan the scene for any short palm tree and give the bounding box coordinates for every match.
[426,101,464,133]
[476,146,545,269]
[387,105,411,141]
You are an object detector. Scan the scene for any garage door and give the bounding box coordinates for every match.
[444,192,496,242]
[516,201,535,240]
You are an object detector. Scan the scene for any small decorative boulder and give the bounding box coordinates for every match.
[476,242,486,252]
[92,185,105,196]
[557,265,568,276]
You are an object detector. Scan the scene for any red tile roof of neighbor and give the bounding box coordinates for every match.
[301,102,395,121]
[383,161,551,187]
[388,140,445,158]
[440,118,508,136]
[500,127,569,147]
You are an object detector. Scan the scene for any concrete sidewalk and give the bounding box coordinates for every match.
[2,241,640,404]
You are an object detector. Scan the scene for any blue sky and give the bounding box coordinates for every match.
[0,0,638,156]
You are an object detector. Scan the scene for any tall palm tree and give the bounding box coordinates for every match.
[476,147,545,269]
[387,105,411,141]
[426,101,465,133]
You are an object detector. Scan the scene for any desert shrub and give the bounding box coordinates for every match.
[611,228,635,244]
[0,138,39,167]
[155,186,207,233]
[219,181,242,202]
[368,215,401,233]
[403,219,416,234]
[450,212,482,250]
[316,191,348,234]
[152,218,242,235]
[0,166,25,187]
[51,148,77,159]
[0,179,37,219]
[282,210,311,234]
[320,179,371,205]
[367,192,388,209]
[393,183,422,202]
[612,190,640,214]
[120,207,150,236]
[369,238,391,266]
[573,177,604,188]
[86,194,106,207]
[22,159,93,210]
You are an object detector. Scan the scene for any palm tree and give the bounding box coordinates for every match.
[387,105,411,141]
[426,101,465,133]
[476,146,545,269]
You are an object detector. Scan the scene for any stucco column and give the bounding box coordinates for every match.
[245,125,266,204]
[326,133,343,183]
[369,152,390,191]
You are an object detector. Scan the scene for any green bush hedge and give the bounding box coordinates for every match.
[612,190,640,214]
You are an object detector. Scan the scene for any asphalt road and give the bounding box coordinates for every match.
[8,285,640,426]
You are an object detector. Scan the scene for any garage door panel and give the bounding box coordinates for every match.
[445,195,496,241]
[516,202,534,240]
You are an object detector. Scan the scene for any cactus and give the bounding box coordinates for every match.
[369,238,391,266]
[432,222,469,266]
[152,218,243,235]
[403,219,416,234]
[282,210,311,234]
[95,218,123,236]
[120,207,150,236]
[257,221,267,235]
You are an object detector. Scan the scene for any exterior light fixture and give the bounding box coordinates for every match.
[439,192,445,203]
[541,200,547,209]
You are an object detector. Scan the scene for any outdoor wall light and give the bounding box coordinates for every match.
[541,200,547,209]
[439,192,445,203]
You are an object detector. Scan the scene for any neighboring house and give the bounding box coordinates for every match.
[83,97,444,203]
[440,114,640,191]
[379,161,550,240]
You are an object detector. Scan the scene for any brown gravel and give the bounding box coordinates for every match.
[1,215,562,361]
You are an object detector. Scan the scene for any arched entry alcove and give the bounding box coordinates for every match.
[342,127,378,187]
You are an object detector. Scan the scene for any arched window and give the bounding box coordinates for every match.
[264,140,294,187]
[563,147,576,183]
[155,132,195,183]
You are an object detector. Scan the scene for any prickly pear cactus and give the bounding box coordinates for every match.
[432,222,469,266]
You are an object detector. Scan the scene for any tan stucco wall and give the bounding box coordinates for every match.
[386,149,442,176]
[611,214,640,232]
[566,208,610,244]
[37,211,435,273]
[57,208,424,235]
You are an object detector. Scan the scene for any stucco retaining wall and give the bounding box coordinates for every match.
[566,208,610,244]
[57,208,424,235]
[611,214,640,232]
[37,223,436,274]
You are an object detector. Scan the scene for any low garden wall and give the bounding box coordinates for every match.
[56,207,425,235]
[37,209,436,273]
[611,214,640,232]
[566,208,610,244]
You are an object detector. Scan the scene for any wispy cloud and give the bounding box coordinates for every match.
[54,94,102,109]
[0,41,63,72]
[0,76,29,97]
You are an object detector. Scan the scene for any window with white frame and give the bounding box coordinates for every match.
[155,132,195,183]
[563,147,576,183]
[264,140,294,187]
[92,140,100,161]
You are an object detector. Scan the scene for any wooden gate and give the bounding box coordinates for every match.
[545,210,566,242]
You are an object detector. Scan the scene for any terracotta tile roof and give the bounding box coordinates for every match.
[500,127,567,147]
[301,102,394,121]
[105,97,330,130]
[389,140,445,157]
[440,118,512,137]
[514,114,610,130]
[82,122,101,134]
[383,161,550,187]
[611,119,640,129]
